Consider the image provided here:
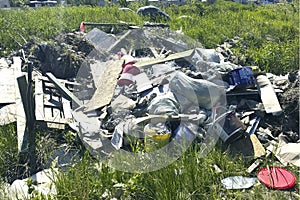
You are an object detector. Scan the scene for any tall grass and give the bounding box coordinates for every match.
[54,144,299,199]
[0,124,20,183]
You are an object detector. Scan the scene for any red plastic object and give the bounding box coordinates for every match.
[257,166,296,190]
[117,73,134,86]
[122,63,140,75]
[79,22,85,32]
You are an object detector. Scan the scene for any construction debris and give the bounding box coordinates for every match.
[5,168,58,200]
[0,24,299,196]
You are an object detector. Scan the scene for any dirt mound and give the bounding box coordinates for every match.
[261,72,299,141]
[32,33,93,79]
[15,32,107,79]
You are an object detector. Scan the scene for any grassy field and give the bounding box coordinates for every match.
[0,1,299,199]
[0,1,299,73]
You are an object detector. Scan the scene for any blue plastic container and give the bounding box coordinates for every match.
[229,67,255,86]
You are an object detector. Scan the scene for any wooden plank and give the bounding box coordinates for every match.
[250,134,266,159]
[149,47,159,58]
[45,94,62,108]
[0,67,16,103]
[53,107,62,121]
[0,104,17,125]
[46,73,83,107]
[256,75,282,115]
[135,49,194,68]
[35,76,44,121]
[83,22,132,26]
[44,107,53,120]
[14,57,26,152]
[39,76,81,86]
[44,107,66,124]
[44,82,57,89]
[15,59,27,152]
[47,122,65,129]
[84,60,123,112]
[107,30,132,53]
[62,97,73,120]
[247,159,262,174]
[0,58,9,68]
[90,60,106,86]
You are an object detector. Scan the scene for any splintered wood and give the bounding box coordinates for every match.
[135,49,194,68]
[84,60,123,112]
[13,57,27,152]
[0,58,17,104]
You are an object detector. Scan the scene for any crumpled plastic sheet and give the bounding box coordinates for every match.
[173,122,198,144]
[169,71,225,109]
[195,60,238,73]
[221,176,257,189]
[192,48,221,63]
[151,63,175,78]
[147,92,179,115]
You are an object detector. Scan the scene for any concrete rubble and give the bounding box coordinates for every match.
[0,25,299,196]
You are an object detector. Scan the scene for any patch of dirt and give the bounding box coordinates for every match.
[19,32,107,79]
[261,72,299,141]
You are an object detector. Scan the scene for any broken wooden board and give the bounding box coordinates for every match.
[107,30,132,53]
[62,96,73,121]
[0,104,17,125]
[256,75,282,115]
[135,49,194,68]
[247,159,262,174]
[250,134,266,159]
[14,57,27,152]
[35,77,44,121]
[84,60,123,112]
[35,75,74,129]
[47,122,65,129]
[0,58,9,68]
[46,73,83,107]
[40,76,81,86]
[44,107,65,124]
[149,47,159,58]
[90,60,106,86]
[0,66,16,104]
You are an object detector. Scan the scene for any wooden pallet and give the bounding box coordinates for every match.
[35,75,76,129]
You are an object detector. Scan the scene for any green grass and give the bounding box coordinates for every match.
[0,124,20,183]
[0,0,299,74]
[53,145,299,200]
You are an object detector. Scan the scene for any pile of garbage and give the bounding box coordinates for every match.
[0,25,299,198]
